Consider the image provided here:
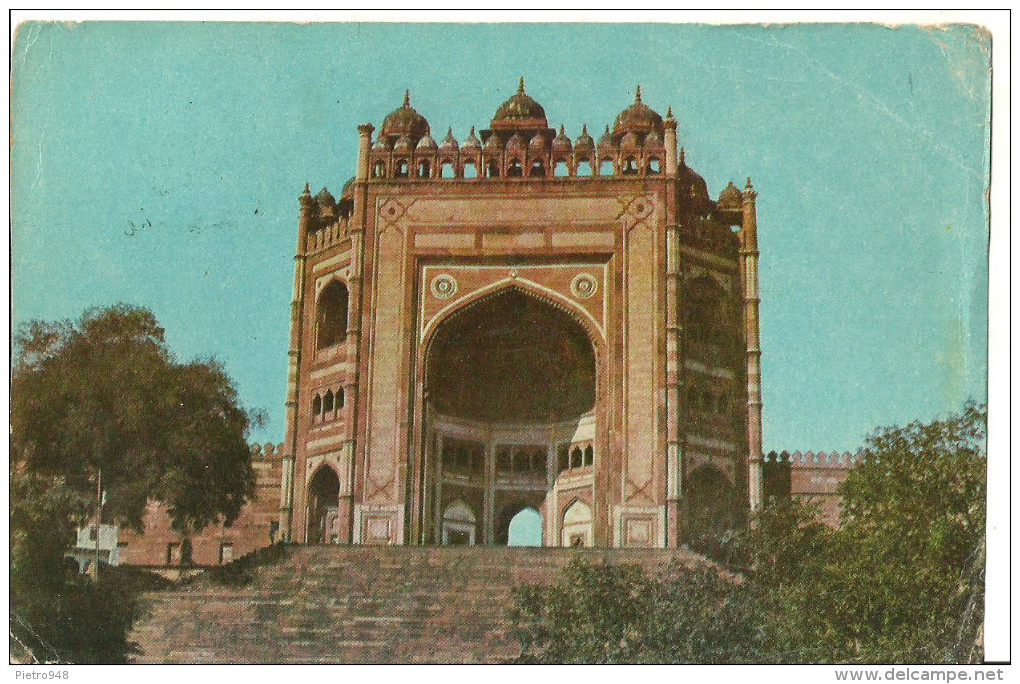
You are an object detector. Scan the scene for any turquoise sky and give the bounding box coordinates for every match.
[11,22,990,452]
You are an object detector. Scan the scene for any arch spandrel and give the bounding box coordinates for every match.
[419,269,608,347]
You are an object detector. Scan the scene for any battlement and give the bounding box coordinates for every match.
[763,449,866,526]
[764,449,866,469]
[250,441,288,459]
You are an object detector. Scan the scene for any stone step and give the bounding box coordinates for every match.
[129,545,699,664]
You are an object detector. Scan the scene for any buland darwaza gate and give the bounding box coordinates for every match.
[279,80,764,549]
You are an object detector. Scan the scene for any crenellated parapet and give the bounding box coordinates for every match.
[251,442,288,459]
[764,450,867,468]
[763,450,867,525]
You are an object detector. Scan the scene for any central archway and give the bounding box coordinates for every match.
[418,286,599,546]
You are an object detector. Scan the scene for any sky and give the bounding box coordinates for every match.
[11,21,990,452]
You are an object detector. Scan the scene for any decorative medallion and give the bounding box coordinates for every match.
[430,274,458,299]
[571,273,599,299]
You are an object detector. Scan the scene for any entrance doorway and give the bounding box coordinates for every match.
[307,466,340,544]
[422,286,597,546]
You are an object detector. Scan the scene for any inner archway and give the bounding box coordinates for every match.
[428,288,595,423]
[507,507,542,546]
[424,287,597,545]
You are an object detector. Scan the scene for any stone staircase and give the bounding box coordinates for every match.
[128,545,702,664]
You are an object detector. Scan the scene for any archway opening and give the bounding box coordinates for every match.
[683,465,740,558]
[507,507,542,546]
[307,466,340,544]
[428,288,595,422]
[425,287,598,545]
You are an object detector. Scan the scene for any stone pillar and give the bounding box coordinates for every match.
[740,178,764,512]
[664,107,678,177]
[356,123,374,181]
[281,184,314,541]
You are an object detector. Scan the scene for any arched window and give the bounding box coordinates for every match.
[323,390,335,416]
[372,160,386,178]
[531,448,545,472]
[507,159,523,177]
[583,444,593,467]
[486,160,500,178]
[599,159,614,176]
[570,446,582,469]
[622,157,639,175]
[316,280,349,349]
[440,162,454,179]
[442,500,477,546]
[311,394,322,419]
[576,159,592,177]
[530,160,545,177]
[463,161,478,179]
[648,158,661,174]
[496,446,512,472]
[337,387,345,409]
[418,160,431,178]
[513,449,528,472]
[554,160,569,177]
[395,159,409,178]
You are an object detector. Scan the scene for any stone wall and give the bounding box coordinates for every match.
[117,443,284,567]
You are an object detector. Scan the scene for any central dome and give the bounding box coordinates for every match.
[491,77,548,131]
[381,90,430,142]
[613,85,664,136]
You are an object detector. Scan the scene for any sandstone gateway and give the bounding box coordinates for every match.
[280,81,764,549]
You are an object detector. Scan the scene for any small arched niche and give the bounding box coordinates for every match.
[561,499,593,547]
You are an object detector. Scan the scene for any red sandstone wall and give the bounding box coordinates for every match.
[118,443,284,567]
[765,451,862,527]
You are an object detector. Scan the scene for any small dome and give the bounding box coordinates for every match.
[483,132,503,152]
[717,181,742,209]
[462,126,481,150]
[529,131,548,151]
[491,77,548,129]
[573,124,594,152]
[613,86,664,137]
[439,127,459,151]
[416,126,437,150]
[552,125,572,152]
[597,125,614,150]
[315,187,336,207]
[644,130,663,148]
[393,135,414,153]
[505,131,525,152]
[372,133,392,151]
[381,90,430,142]
[340,177,355,199]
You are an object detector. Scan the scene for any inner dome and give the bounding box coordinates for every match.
[427,288,596,423]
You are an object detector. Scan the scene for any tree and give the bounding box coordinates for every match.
[817,401,987,663]
[510,557,759,664]
[508,402,987,664]
[10,303,260,662]
[12,303,258,536]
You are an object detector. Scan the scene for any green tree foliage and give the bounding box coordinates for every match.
[510,403,987,664]
[10,303,260,662]
[510,558,760,664]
